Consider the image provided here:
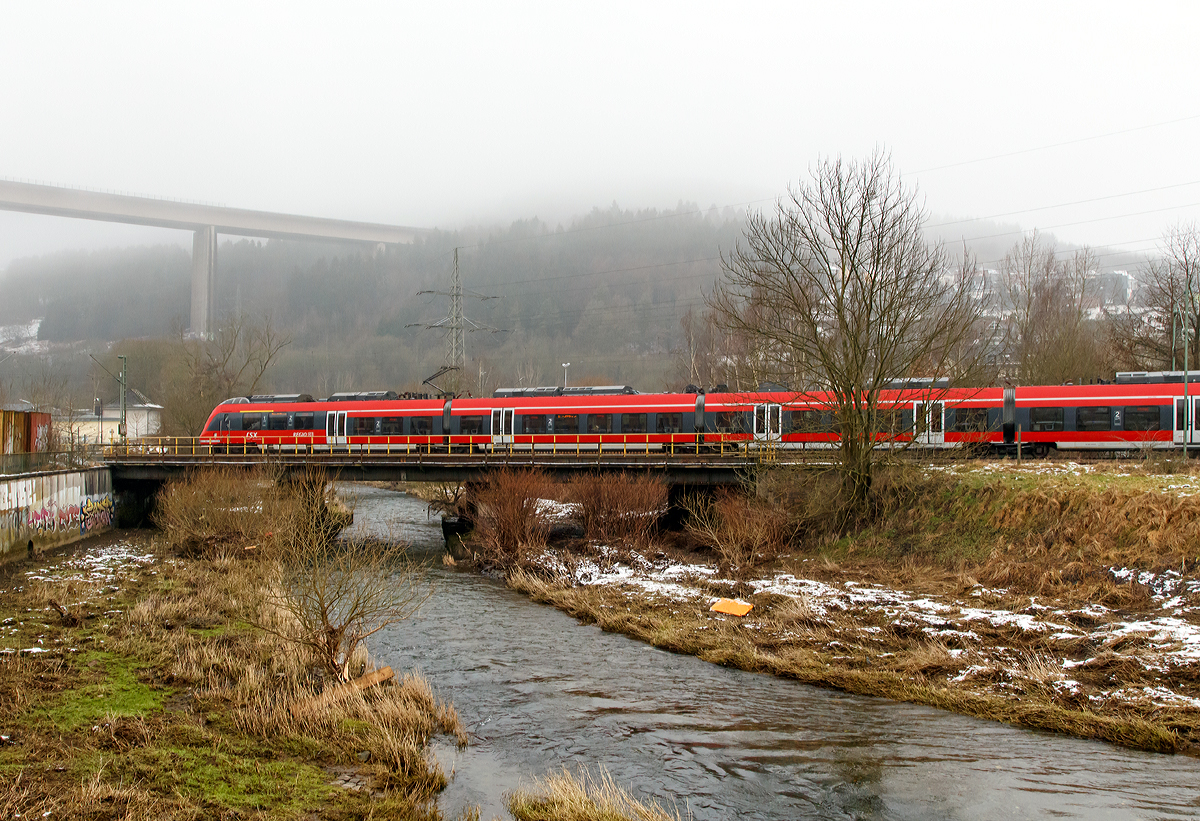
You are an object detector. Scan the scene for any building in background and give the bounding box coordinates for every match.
[59,402,163,445]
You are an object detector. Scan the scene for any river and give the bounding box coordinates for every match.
[349,485,1200,820]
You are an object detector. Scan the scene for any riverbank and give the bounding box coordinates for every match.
[0,529,472,818]
[495,460,1200,755]
[0,474,680,821]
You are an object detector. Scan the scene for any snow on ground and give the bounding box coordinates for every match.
[556,548,1200,709]
[0,318,45,354]
[20,540,155,587]
[536,499,580,520]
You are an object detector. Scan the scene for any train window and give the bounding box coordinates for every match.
[204,413,229,433]
[873,408,902,435]
[657,413,683,433]
[349,417,379,436]
[621,413,647,434]
[380,417,403,434]
[294,412,315,431]
[952,408,989,432]
[521,415,550,434]
[1029,407,1064,432]
[410,417,434,435]
[241,413,265,431]
[268,413,289,431]
[586,414,613,434]
[1076,407,1111,431]
[459,416,486,435]
[713,411,742,432]
[1123,406,1161,431]
[788,409,825,433]
[554,414,580,434]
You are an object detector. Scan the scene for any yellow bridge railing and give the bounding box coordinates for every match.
[102,435,781,463]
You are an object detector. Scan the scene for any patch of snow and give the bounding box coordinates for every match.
[536,499,581,519]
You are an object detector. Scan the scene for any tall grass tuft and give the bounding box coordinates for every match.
[507,768,684,821]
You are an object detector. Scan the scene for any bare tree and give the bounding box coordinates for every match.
[708,151,983,516]
[260,476,430,683]
[673,307,747,390]
[1110,222,1200,371]
[164,312,291,434]
[997,232,1102,383]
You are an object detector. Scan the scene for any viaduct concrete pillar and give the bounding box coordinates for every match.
[190,225,217,337]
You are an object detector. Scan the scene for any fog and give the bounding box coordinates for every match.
[3,2,1200,267]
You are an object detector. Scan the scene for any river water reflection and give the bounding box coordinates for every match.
[351,485,1200,820]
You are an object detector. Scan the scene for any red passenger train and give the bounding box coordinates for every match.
[198,372,1200,456]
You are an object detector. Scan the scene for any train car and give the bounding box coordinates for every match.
[197,371,1200,457]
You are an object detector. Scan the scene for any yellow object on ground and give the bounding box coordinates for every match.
[710,598,753,616]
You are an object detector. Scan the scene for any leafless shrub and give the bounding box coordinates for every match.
[257,494,431,682]
[415,481,471,517]
[569,472,667,546]
[471,468,550,570]
[681,490,791,577]
[153,466,274,556]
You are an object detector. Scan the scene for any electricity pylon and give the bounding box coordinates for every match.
[408,248,506,395]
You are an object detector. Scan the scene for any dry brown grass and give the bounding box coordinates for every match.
[507,768,683,821]
[568,472,667,547]
[471,467,551,570]
[989,485,1200,571]
[505,570,1186,755]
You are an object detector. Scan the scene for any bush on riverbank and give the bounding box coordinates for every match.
[152,466,277,556]
[681,490,791,577]
[569,472,667,547]
[472,468,551,570]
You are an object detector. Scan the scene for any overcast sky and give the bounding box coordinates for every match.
[2,1,1199,267]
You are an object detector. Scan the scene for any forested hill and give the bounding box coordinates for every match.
[0,204,745,392]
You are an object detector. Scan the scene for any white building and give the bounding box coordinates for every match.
[59,402,164,444]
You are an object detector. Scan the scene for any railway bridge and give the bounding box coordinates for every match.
[101,437,775,523]
[103,437,767,486]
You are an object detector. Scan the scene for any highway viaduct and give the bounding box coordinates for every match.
[0,179,426,336]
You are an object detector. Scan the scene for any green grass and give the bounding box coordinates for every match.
[47,651,166,730]
[121,745,336,812]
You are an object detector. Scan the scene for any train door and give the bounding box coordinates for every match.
[1174,398,1200,446]
[753,403,782,443]
[914,401,944,445]
[326,410,348,450]
[490,408,514,449]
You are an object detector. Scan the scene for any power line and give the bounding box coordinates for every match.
[483,255,722,291]
[928,179,1200,228]
[909,113,1200,175]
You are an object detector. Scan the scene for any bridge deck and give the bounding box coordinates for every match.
[102,437,781,484]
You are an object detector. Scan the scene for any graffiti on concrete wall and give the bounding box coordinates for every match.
[1,469,115,557]
[23,493,114,535]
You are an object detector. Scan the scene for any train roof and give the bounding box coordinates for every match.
[493,385,638,398]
